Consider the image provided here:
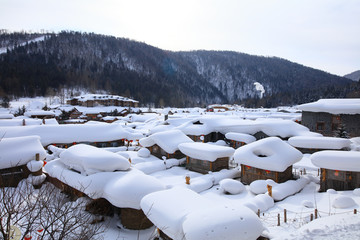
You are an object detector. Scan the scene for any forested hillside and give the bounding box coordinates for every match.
[0,31,358,107]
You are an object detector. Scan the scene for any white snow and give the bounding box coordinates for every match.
[311,150,360,171]
[139,129,193,154]
[250,179,278,195]
[288,136,351,150]
[141,187,263,240]
[225,132,256,144]
[24,110,55,118]
[59,144,130,175]
[0,136,46,169]
[332,195,357,209]
[26,159,44,172]
[219,178,245,195]
[254,82,265,98]
[234,137,303,172]
[137,147,151,158]
[298,98,360,115]
[178,142,235,161]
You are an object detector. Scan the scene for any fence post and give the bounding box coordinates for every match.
[284,209,287,223]
[185,175,190,185]
[257,209,260,217]
[36,153,40,161]
[267,184,272,197]
[315,209,318,219]
[310,214,313,221]
[354,209,357,214]
[277,214,280,226]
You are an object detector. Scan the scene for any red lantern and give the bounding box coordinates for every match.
[334,170,339,176]
[43,161,47,167]
[24,234,32,240]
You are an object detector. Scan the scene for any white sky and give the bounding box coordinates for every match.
[0,0,359,76]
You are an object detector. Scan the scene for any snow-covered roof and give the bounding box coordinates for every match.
[59,144,131,175]
[178,142,235,161]
[225,132,256,144]
[140,187,263,240]
[45,160,165,209]
[0,118,58,126]
[0,113,14,119]
[68,94,139,103]
[234,137,303,171]
[310,150,360,171]
[298,98,360,115]
[0,136,46,169]
[24,110,55,117]
[0,123,143,146]
[139,129,193,154]
[288,136,352,150]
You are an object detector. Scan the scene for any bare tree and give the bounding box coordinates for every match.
[0,180,104,240]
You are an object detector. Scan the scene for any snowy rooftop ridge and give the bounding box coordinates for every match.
[288,136,351,150]
[310,150,360,171]
[178,142,235,161]
[298,98,360,115]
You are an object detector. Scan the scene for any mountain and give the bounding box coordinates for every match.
[0,31,356,107]
[344,70,360,82]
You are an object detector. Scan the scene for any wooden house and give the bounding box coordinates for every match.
[225,132,256,149]
[288,136,351,154]
[234,137,303,185]
[179,120,225,143]
[139,130,193,159]
[24,110,55,119]
[298,98,360,137]
[178,142,235,174]
[311,151,360,191]
[66,94,139,108]
[0,136,46,187]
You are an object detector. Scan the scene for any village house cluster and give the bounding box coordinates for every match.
[0,98,360,239]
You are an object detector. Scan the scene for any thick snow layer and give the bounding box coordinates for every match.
[26,173,46,186]
[137,148,150,158]
[140,187,263,240]
[133,158,184,175]
[45,160,164,209]
[219,178,245,194]
[178,142,235,161]
[0,113,14,119]
[244,194,275,212]
[225,132,256,144]
[250,179,278,195]
[139,129,193,154]
[24,110,55,117]
[271,176,312,201]
[0,136,46,169]
[103,170,165,209]
[298,98,360,114]
[0,123,142,146]
[310,150,360,171]
[182,204,264,240]
[288,136,351,149]
[272,214,360,240]
[59,144,130,175]
[234,137,303,171]
[332,195,357,209]
[26,160,43,172]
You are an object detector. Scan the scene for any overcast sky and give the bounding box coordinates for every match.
[1,0,359,76]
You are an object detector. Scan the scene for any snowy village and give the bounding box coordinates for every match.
[0,94,360,240]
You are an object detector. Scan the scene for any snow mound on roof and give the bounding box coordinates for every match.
[59,144,130,175]
[219,179,245,194]
[182,204,264,240]
[298,98,360,115]
[137,148,150,158]
[332,195,357,209]
[225,132,256,144]
[249,179,278,195]
[140,129,193,153]
[288,136,351,149]
[0,136,46,169]
[140,187,263,240]
[234,137,303,171]
[311,150,360,171]
[103,170,165,209]
[178,142,234,161]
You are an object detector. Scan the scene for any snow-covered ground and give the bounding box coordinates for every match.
[1,97,360,240]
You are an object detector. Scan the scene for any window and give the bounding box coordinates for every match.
[316,122,325,131]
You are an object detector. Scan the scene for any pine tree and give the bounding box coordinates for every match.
[334,123,350,138]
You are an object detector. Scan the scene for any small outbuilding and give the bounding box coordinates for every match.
[234,137,303,184]
[288,136,351,154]
[311,150,360,191]
[225,132,256,149]
[178,142,235,174]
[139,130,193,159]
